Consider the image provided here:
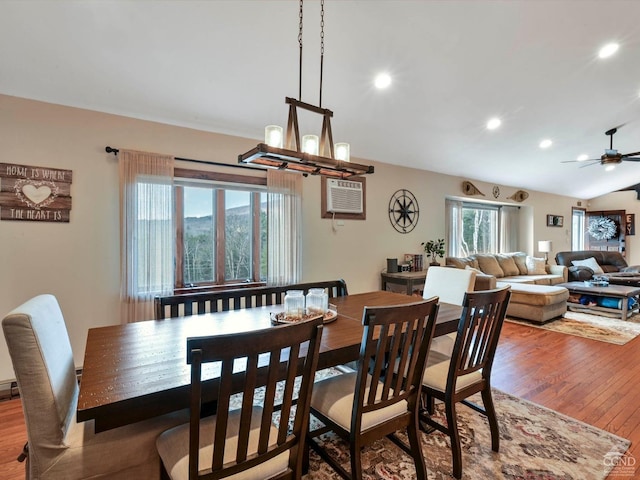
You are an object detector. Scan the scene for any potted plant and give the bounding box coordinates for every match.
[422,238,445,266]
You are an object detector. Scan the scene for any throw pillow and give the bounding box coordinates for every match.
[474,254,505,278]
[465,265,484,274]
[496,254,520,276]
[526,256,547,275]
[571,257,604,275]
[446,256,479,270]
[510,252,529,275]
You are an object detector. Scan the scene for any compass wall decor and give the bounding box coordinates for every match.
[388,189,419,233]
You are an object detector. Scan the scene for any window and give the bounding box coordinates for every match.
[572,207,586,250]
[446,199,518,257]
[175,173,268,289]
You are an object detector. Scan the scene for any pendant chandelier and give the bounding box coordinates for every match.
[238,0,374,178]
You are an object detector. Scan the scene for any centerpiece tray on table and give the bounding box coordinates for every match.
[271,305,338,325]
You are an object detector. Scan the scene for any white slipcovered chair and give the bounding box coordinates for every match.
[2,294,189,480]
[422,266,476,363]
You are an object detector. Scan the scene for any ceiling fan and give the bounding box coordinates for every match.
[564,126,640,168]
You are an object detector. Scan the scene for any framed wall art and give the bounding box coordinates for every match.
[547,214,563,227]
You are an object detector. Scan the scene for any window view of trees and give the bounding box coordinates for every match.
[459,205,499,256]
[181,185,267,287]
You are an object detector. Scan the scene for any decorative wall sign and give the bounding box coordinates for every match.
[547,214,563,227]
[626,214,635,236]
[0,163,73,222]
[492,185,500,198]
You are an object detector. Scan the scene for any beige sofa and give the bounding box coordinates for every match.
[446,252,567,290]
[446,253,569,324]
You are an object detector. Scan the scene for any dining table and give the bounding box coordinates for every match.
[77,290,462,433]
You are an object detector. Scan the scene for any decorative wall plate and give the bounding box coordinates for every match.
[492,185,500,198]
[388,189,419,233]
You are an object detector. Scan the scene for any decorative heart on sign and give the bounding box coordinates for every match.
[23,184,52,205]
[13,179,59,209]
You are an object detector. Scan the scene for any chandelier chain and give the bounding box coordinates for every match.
[319,0,325,107]
[298,0,303,100]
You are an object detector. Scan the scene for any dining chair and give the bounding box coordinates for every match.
[307,297,440,480]
[422,266,477,364]
[1,294,190,480]
[420,286,511,479]
[156,316,324,480]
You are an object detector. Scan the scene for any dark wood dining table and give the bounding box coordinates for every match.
[77,290,462,433]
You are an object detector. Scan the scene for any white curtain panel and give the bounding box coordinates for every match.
[119,149,175,323]
[500,205,520,253]
[445,198,463,257]
[267,170,302,286]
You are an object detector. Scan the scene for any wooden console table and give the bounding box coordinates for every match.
[380,270,427,296]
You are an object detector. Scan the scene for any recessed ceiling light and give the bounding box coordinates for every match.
[598,42,619,59]
[539,139,552,149]
[605,165,616,171]
[486,118,501,130]
[577,154,589,161]
[374,73,391,89]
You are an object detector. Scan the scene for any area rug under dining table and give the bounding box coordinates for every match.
[249,368,630,480]
[506,309,640,345]
[302,386,630,480]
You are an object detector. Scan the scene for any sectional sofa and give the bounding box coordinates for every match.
[445,252,569,324]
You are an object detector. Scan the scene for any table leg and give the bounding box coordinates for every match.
[622,296,629,321]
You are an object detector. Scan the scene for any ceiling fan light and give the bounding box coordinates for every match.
[605,164,616,171]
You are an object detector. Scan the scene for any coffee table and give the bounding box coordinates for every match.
[558,281,640,321]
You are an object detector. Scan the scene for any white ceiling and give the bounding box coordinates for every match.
[2,0,640,199]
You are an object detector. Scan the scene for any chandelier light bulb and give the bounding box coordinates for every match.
[264,125,283,148]
[335,142,350,161]
[302,134,319,155]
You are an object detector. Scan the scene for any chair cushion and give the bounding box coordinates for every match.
[311,372,407,432]
[156,406,289,480]
[422,359,483,393]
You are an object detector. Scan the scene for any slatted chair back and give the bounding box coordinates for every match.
[154,279,348,319]
[182,317,323,480]
[354,298,439,435]
[449,286,511,388]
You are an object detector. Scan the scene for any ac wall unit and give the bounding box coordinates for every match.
[326,179,363,214]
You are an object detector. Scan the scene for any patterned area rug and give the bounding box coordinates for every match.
[303,387,630,480]
[507,310,640,345]
[241,368,630,479]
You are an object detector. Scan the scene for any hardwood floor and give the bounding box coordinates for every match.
[1,320,638,479]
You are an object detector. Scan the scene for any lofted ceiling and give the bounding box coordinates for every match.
[1,0,640,199]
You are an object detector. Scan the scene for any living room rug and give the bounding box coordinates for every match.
[245,368,630,479]
[507,310,640,345]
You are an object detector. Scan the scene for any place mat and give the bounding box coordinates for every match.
[506,310,640,345]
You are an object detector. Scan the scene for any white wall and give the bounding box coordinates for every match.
[0,94,587,382]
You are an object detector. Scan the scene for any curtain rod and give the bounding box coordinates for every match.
[104,146,267,172]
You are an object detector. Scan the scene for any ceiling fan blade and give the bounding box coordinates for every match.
[561,158,599,163]
[621,151,640,158]
[578,160,601,168]
[622,157,640,162]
